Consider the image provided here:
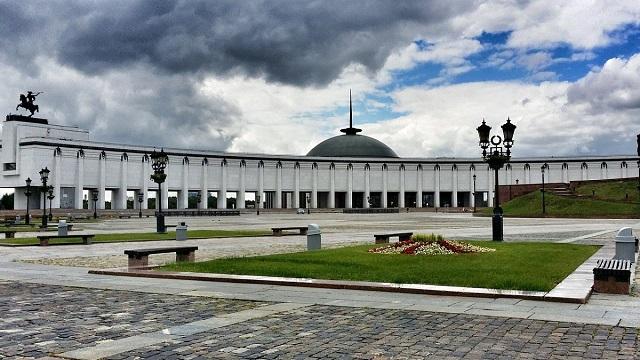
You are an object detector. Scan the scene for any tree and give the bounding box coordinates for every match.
[0,193,14,210]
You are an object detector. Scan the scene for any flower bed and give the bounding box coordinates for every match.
[368,235,495,256]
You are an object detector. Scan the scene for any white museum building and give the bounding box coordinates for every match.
[1,114,638,211]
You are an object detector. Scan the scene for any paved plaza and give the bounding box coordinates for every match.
[1,212,640,359]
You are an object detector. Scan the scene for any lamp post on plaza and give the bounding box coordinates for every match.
[196,192,202,215]
[637,134,639,204]
[472,174,477,213]
[256,194,261,215]
[541,164,547,215]
[24,177,32,225]
[306,193,310,215]
[477,118,516,242]
[39,167,49,228]
[91,190,99,219]
[137,193,144,218]
[47,186,54,221]
[150,149,169,233]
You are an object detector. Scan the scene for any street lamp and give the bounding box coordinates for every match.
[196,192,202,215]
[477,118,516,241]
[541,164,547,215]
[256,194,261,215]
[24,177,32,225]
[47,186,54,221]
[91,190,99,219]
[39,167,49,228]
[137,193,144,218]
[150,149,169,233]
[306,193,310,215]
[637,134,639,203]
[472,174,477,213]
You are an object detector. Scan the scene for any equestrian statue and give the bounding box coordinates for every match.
[16,91,42,117]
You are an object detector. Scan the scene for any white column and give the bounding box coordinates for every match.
[451,165,458,208]
[293,163,300,208]
[98,152,106,210]
[525,165,531,184]
[364,164,370,208]
[399,165,405,208]
[161,160,169,210]
[258,162,264,209]
[200,159,208,209]
[382,164,388,208]
[53,148,62,208]
[311,163,318,208]
[416,165,423,208]
[75,151,84,209]
[329,163,335,208]
[141,155,149,210]
[116,154,128,209]
[621,163,628,178]
[434,166,440,208]
[238,161,246,209]
[487,166,494,207]
[470,166,476,209]
[346,164,353,209]
[180,158,188,209]
[218,160,227,209]
[275,162,282,208]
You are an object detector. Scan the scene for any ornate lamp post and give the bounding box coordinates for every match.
[541,164,547,215]
[637,134,639,203]
[39,167,49,228]
[47,186,55,221]
[150,149,169,233]
[477,118,516,241]
[24,177,32,225]
[472,174,477,213]
[256,194,261,215]
[137,193,144,218]
[306,193,310,215]
[91,190,99,219]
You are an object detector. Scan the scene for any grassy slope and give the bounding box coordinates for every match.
[0,229,270,245]
[161,242,599,292]
[574,179,639,203]
[498,191,639,217]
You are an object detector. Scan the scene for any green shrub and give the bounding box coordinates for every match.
[411,233,444,242]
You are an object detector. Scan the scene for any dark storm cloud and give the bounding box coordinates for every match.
[50,0,472,86]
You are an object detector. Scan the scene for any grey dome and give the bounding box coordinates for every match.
[307,134,399,158]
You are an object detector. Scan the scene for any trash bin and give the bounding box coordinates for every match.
[15,215,21,224]
[58,220,68,236]
[307,224,321,250]
[176,222,188,241]
[614,227,635,262]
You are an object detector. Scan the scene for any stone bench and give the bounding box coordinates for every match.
[593,259,632,294]
[374,232,413,244]
[124,246,198,269]
[0,230,16,239]
[118,213,132,219]
[37,234,95,246]
[271,226,308,236]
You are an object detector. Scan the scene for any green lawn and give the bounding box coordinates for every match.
[480,191,639,218]
[161,242,599,292]
[575,179,640,203]
[0,229,271,246]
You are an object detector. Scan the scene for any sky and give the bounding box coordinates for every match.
[1,0,639,158]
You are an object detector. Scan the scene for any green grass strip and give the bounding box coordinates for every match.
[160,242,599,292]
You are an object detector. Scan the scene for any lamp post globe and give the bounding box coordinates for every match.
[24,177,32,225]
[477,118,516,241]
[39,167,50,228]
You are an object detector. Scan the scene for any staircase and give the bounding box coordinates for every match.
[548,184,574,197]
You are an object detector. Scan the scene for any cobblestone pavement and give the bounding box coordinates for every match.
[0,281,266,359]
[2,280,639,359]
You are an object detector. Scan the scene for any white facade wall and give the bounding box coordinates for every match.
[3,119,639,210]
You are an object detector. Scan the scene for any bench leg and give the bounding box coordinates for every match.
[399,234,412,241]
[7,233,15,239]
[128,255,148,269]
[82,236,92,245]
[176,250,195,263]
[39,238,49,246]
[375,237,389,244]
[300,229,308,235]
[273,230,282,236]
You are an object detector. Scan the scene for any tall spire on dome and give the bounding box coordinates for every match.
[341,89,362,135]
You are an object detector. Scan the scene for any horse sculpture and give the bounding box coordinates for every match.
[16,91,41,117]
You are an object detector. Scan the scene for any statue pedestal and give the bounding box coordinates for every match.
[6,114,48,125]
